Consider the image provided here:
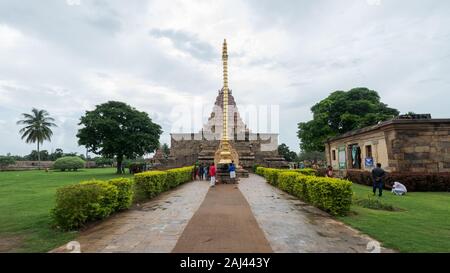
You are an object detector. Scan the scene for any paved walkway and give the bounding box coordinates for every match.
[52,174,392,253]
[239,174,392,253]
[172,184,272,253]
[51,181,209,253]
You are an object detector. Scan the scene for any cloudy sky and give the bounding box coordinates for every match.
[1,0,450,156]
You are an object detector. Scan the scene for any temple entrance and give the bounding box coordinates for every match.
[348,144,362,169]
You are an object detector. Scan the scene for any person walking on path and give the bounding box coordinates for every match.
[209,163,216,187]
[204,164,209,181]
[372,163,386,197]
[193,165,198,181]
[199,164,204,181]
[229,161,236,184]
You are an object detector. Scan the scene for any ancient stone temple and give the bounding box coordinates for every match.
[165,39,287,170]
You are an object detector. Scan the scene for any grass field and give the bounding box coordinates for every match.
[339,184,450,253]
[0,168,131,253]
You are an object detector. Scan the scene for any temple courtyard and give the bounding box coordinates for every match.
[49,174,392,253]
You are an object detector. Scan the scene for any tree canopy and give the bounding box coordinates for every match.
[77,101,162,173]
[297,88,399,152]
[278,143,298,162]
[16,108,57,168]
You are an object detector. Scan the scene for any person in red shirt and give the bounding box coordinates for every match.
[209,163,216,187]
[326,165,334,178]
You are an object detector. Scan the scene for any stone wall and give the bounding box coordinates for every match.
[168,133,286,169]
[326,119,450,174]
[388,122,450,173]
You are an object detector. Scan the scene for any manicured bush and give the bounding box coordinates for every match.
[257,167,318,187]
[306,177,352,216]
[52,166,194,230]
[278,172,301,194]
[346,170,450,192]
[52,180,118,230]
[134,166,194,198]
[252,164,261,173]
[258,167,353,216]
[53,156,85,171]
[293,168,317,176]
[108,178,134,210]
[134,171,167,198]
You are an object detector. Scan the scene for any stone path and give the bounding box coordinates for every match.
[172,184,272,253]
[51,181,209,253]
[239,174,392,253]
[52,174,392,253]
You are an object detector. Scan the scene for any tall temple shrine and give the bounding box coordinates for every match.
[164,40,287,169]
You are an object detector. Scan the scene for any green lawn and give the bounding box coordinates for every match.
[339,183,450,253]
[0,168,131,253]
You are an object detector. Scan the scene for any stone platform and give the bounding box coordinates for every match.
[216,164,248,184]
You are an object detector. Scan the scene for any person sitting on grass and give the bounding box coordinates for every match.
[392,181,407,196]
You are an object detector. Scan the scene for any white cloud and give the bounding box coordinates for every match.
[0,0,450,155]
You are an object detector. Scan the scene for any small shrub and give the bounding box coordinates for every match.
[278,172,300,194]
[134,171,167,198]
[108,178,134,210]
[53,156,85,171]
[52,180,118,230]
[354,196,397,211]
[252,164,261,173]
[134,166,194,198]
[257,167,353,216]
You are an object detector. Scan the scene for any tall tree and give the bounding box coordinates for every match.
[161,143,170,159]
[17,108,57,169]
[278,143,298,162]
[298,88,399,152]
[77,101,162,174]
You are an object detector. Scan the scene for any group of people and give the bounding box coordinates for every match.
[325,163,407,197]
[194,163,211,181]
[193,161,237,187]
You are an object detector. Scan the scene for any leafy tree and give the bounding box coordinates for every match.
[298,150,325,162]
[0,156,16,168]
[49,148,64,161]
[26,150,50,161]
[161,143,170,159]
[94,157,114,167]
[297,88,399,152]
[77,101,162,174]
[17,108,57,169]
[278,143,298,162]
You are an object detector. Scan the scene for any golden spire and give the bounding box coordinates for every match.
[216,38,234,165]
[222,39,229,141]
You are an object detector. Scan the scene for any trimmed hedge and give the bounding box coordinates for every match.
[134,166,194,199]
[52,166,194,230]
[52,180,119,230]
[346,170,450,192]
[53,156,85,171]
[254,167,318,187]
[257,167,353,216]
[108,178,135,210]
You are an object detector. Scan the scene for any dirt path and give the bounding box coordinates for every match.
[172,184,272,253]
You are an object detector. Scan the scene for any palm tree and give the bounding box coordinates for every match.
[17,108,57,169]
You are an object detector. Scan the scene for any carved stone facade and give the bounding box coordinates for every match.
[166,90,287,169]
[325,118,450,175]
